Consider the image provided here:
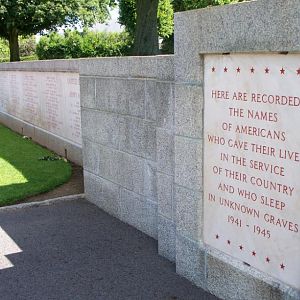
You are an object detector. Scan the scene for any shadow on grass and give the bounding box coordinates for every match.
[0,125,71,206]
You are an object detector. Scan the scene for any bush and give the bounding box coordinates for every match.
[36,30,133,60]
[19,36,37,57]
[0,39,9,59]
[0,36,36,62]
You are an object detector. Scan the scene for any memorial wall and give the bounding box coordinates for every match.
[0,71,81,146]
[173,0,300,299]
[0,1,298,299]
[204,54,300,290]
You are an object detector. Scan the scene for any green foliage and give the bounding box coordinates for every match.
[157,0,174,38]
[0,36,37,61]
[0,38,9,58]
[0,55,38,63]
[118,0,136,37]
[0,0,112,38]
[172,0,244,11]
[19,36,36,57]
[118,0,173,39]
[36,30,132,60]
[0,0,113,60]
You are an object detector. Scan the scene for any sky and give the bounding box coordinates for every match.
[36,8,122,41]
[92,7,123,32]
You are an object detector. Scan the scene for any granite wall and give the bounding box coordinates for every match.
[0,60,82,165]
[80,56,176,244]
[0,1,299,299]
[174,0,300,299]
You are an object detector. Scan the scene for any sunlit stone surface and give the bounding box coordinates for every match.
[204,54,300,289]
[0,226,22,270]
[0,71,81,145]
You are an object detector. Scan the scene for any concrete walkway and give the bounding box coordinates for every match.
[0,198,217,300]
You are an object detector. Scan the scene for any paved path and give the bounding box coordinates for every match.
[0,199,217,300]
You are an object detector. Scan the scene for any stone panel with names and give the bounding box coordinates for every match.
[204,54,300,289]
[0,71,81,146]
[7,72,22,118]
[22,73,41,125]
[41,73,65,138]
[0,72,9,112]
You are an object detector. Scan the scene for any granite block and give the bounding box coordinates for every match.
[119,188,158,239]
[79,57,130,77]
[207,249,287,300]
[157,172,173,220]
[176,234,206,289]
[175,136,203,191]
[80,77,95,109]
[95,78,145,118]
[116,150,145,195]
[158,215,176,262]
[84,170,121,218]
[95,78,127,115]
[175,185,203,241]
[156,55,175,81]
[143,160,157,200]
[0,59,79,72]
[174,10,203,84]
[82,139,101,175]
[119,116,156,160]
[145,80,157,122]
[175,84,203,139]
[143,200,158,239]
[81,109,120,149]
[156,82,174,130]
[157,128,174,175]
[175,0,300,56]
[128,56,158,79]
[145,81,174,129]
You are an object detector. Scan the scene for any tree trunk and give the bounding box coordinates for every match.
[132,0,159,56]
[8,27,20,62]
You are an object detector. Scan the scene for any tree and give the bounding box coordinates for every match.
[118,0,173,55]
[162,0,246,53]
[0,0,113,61]
[172,0,244,11]
[119,0,245,55]
[133,0,159,55]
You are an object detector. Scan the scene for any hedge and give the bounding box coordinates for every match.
[36,30,132,60]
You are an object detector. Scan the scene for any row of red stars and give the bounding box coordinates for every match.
[215,234,285,270]
[211,66,300,75]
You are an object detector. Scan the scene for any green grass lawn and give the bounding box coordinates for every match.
[0,124,72,206]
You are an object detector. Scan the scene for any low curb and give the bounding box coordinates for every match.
[0,194,85,212]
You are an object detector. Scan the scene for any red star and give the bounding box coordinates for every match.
[224,67,228,73]
[265,67,270,74]
[297,68,300,75]
[227,240,231,245]
[280,68,285,75]
[212,67,216,72]
[236,67,241,73]
[266,257,270,263]
[280,263,285,270]
[252,251,256,256]
[239,245,243,250]
[250,67,255,73]
[215,234,219,239]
